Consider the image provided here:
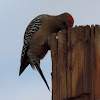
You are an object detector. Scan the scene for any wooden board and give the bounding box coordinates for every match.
[91,25,95,100]
[50,33,58,100]
[83,26,91,100]
[78,26,84,100]
[67,28,72,98]
[71,26,79,97]
[94,25,100,100]
[58,30,68,100]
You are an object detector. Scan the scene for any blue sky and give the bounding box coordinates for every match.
[1,0,100,100]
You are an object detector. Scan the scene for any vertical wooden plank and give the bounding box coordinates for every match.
[83,25,91,100]
[58,30,67,100]
[78,26,85,100]
[94,25,100,100]
[49,33,58,100]
[67,28,72,99]
[71,26,79,97]
[91,25,95,100]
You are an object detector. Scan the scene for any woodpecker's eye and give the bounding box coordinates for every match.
[63,21,66,25]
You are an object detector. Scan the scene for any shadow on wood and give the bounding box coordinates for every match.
[50,25,100,100]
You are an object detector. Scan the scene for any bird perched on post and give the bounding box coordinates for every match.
[19,12,74,90]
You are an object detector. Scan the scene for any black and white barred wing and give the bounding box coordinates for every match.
[19,15,42,75]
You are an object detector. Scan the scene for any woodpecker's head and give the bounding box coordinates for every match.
[58,12,74,30]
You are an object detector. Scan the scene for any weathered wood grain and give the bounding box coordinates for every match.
[94,25,100,99]
[91,25,95,100]
[50,25,100,100]
[70,27,79,97]
[67,28,72,98]
[50,33,58,100]
[58,30,68,100]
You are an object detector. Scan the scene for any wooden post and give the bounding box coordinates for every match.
[50,25,100,100]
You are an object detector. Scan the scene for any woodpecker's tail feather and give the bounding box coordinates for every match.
[34,63,50,91]
[19,56,29,76]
